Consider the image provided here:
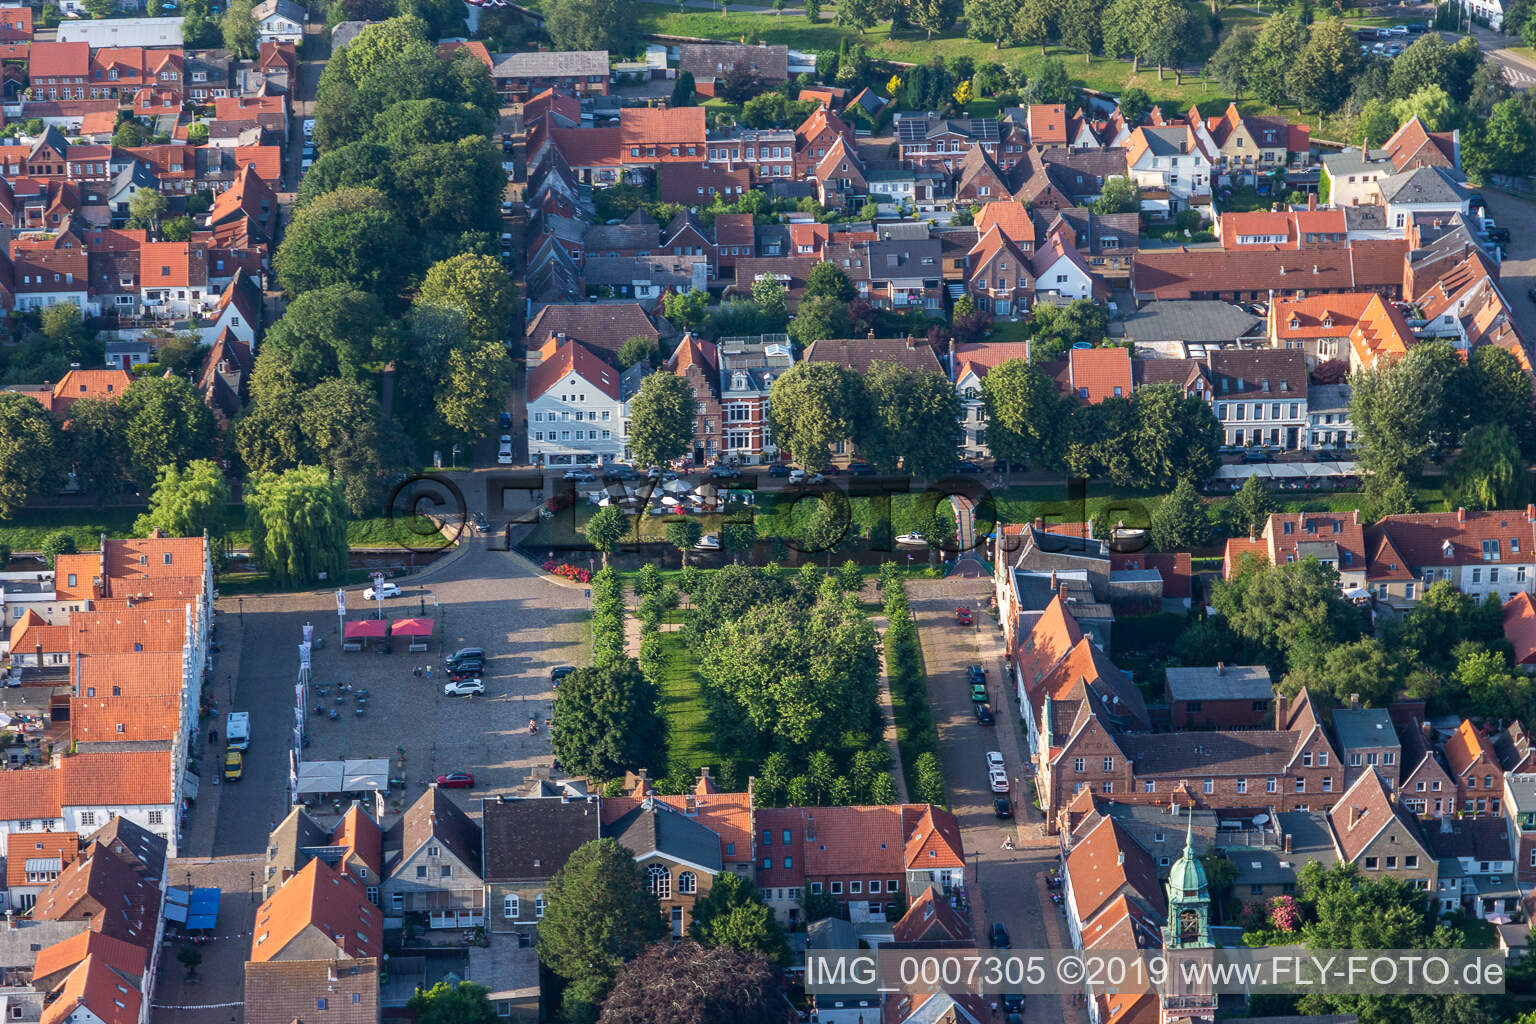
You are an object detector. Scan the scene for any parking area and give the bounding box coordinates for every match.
[199,537,594,859]
[1483,189,1536,343]
[908,581,1086,1024]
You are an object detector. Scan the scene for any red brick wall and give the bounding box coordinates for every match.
[1170,699,1268,731]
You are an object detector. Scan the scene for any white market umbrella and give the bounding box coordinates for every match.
[662,479,692,494]
[661,496,682,507]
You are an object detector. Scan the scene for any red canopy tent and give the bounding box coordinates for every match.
[343,619,388,640]
[390,618,435,637]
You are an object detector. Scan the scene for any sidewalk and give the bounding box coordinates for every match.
[181,606,245,859]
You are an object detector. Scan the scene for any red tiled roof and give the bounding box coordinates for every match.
[251,858,381,963]
[30,930,141,987]
[901,805,964,869]
[1015,595,1084,689]
[59,751,173,806]
[619,107,706,156]
[1443,719,1496,778]
[1506,592,1536,667]
[1132,240,1408,299]
[331,804,384,880]
[974,200,1035,245]
[29,41,88,79]
[713,212,754,248]
[71,695,180,745]
[435,39,492,68]
[103,534,206,585]
[1348,293,1415,369]
[39,953,143,1024]
[657,162,750,204]
[953,341,1031,382]
[1067,346,1131,404]
[213,95,284,121]
[1028,104,1067,145]
[4,830,79,887]
[233,144,283,185]
[549,124,621,167]
[1272,292,1374,339]
[1064,817,1162,923]
[0,6,32,41]
[1370,508,1536,571]
[527,338,620,402]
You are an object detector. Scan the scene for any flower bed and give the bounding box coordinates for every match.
[542,562,592,583]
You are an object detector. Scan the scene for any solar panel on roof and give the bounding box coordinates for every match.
[897,119,927,142]
[969,119,1001,140]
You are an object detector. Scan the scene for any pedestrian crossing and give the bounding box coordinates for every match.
[1498,58,1536,88]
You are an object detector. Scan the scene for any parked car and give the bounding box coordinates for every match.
[563,469,597,482]
[695,533,721,550]
[974,702,995,725]
[956,606,973,625]
[499,411,512,429]
[986,751,1005,772]
[363,582,401,601]
[302,118,314,138]
[436,771,475,789]
[990,922,1011,948]
[994,796,1013,818]
[224,750,243,781]
[709,466,741,480]
[788,468,825,484]
[646,466,679,482]
[1487,227,1511,244]
[989,767,1010,793]
[967,664,987,681]
[603,465,639,482]
[444,678,485,696]
[498,436,513,465]
[953,460,984,474]
[847,462,877,476]
[550,665,576,683]
[1001,994,1024,1012]
[445,647,484,668]
[471,512,489,533]
[970,682,989,703]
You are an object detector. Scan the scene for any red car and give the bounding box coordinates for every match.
[435,771,475,789]
[956,606,973,625]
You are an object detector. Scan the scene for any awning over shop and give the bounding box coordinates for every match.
[390,618,434,636]
[186,888,220,930]
[1209,461,1360,481]
[295,759,388,795]
[343,619,388,639]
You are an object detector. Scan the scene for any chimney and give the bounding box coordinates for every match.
[1059,582,1069,602]
[906,335,917,351]
[1349,693,1360,710]
[1282,832,1292,854]
[866,329,876,339]
[1457,506,1466,524]
[1034,517,1044,530]
[1276,693,1290,725]
[1353,508,1361,525]
[1526,503,1534,523]
[1216,662,1225,676]
[1308,193,1317,211]
[1049,569,1058,591]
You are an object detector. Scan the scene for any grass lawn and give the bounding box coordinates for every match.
[0,507,142,553]
[653,628,723,779]
[1453,914,1497,948]
[984,319,1032,342]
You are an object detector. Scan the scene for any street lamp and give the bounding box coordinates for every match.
[451,444,462,468]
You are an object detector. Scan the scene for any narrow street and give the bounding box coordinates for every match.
[908,580,1087,1024]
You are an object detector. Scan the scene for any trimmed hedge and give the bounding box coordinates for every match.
[880,563,945,806]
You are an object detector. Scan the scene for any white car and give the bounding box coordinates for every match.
[363,582,401,601]
[989,767,1010,793]
[986,751,1005,772]
[563,469,597,482]
[443,678,485,696]
[788,469,825,484]
[896,532,927,547]
[694,533,720,550]
[302,118,314,138]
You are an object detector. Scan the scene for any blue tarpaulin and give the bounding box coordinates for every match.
[163,887,190,924]
[186,888,220,930]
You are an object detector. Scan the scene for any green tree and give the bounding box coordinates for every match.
[768,361,864,469]
[1287,17,1361,112]
[220,0,259,59]
[1092,175,1139,214]
[699,591,880,752]
[910,0,959,40]
[274,187,410,298]
[965,0,1019,47]
[836,0,878,32]
[1281,635,1407,707]
[126,188,167,231]
[1467,97,1536,178]
[666,518,705,567]
[112,119,150,148]
[1465,343,1534,438]
[1226,473,1276,540]
[346,14,434,86]
[551,659,665,779]
[671,69,697,106]
[913,750,946,805]
[1055,0,1101,63]
[721,520,758,563]
[1136,0,1190,80]
[1447,423,1522,510]
[1011,0,1055,53]
[1249,14,1310,107]
[1456,647,1535,721]
[245,466,351,588]
[1388,32,1482,104]
[407,982,498,1024]
[617,336,659,371]
[805,0,822,19]
[64,397,132,504]
[40,531,76,568]
[688,873,790,964]
[118,377,217,492]
[300,378,406,516]
[1117,86,1152,124]
[663,290,709,333]
[415,253,516,348]
[785,295,854,348]
[1150,478,1209,551]
[982,358,1070,469]
[1349,341,1454,477]
[1355,98,1400,149]
[1212,555,1362,670]
[158,215,193,242]
[805,260,857,302]
[587,505,629,567]
[859,361,962,478]
[1363,468,1418,522]
[543,0,640,53]
[134,460,229,549]
[1467,58,1514,118]
[259,285,392,387]
[1027,299,1109,360]
[1131,382,1220,487]
[750,275,788,329]
[435,341,512,444]
[1389,84,1458,133]
[627,373,698,471]
[598,943,780,1024]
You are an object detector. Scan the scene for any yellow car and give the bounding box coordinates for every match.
[224,750,243,781]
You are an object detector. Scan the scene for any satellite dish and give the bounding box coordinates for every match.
[1252,814,1269,825]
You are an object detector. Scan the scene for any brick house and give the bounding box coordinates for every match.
[666,333,721,466]
[1333,703,1400,790]
[1221,510,1368,591]
[481,792,600,937]
[1165,664,1272,730]
[1269,292,1374,365]
[1208,348,1309,450]
[605,799,722,937]
[964,225,1032,316]
[250,857,381,962]
[1365,507,1536,608]
[1397,716,1455,818]
[1327,768,1437,899]
[1444,719,1504,817]
[490,50,609,101]
[716,336,792,464]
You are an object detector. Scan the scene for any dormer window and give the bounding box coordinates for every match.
[1321,316,1332,328]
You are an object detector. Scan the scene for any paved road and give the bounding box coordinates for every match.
[909,581,1087,1024]
[1482,189,1536,342]
[1465,23,1536,88]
